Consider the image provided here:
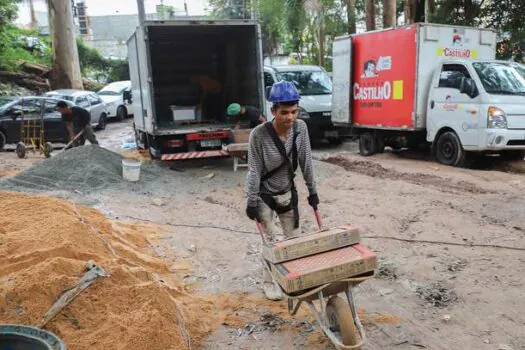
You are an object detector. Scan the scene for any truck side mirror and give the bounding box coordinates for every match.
[460,77,478,98]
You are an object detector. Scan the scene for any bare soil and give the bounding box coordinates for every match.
[1,120,524,350]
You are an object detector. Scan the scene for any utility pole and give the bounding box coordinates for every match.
[184,0,188,16]
[46,0,83,89]
[137,0,146,23]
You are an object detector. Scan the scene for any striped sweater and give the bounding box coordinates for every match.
[246,119,316,207]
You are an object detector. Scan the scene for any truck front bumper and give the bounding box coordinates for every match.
[476,129,525,151]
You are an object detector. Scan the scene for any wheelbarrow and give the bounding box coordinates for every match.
[256,210,374,350]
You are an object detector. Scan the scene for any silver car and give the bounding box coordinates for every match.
[43,89,108,130]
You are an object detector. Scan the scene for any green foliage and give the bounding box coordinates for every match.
[77,38,127,81]
[0,0,19,28]
[0,26,52,71]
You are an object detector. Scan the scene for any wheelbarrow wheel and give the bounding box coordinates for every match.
[326,296,359,347]
[16,142,26,159]
[44,142,53,158]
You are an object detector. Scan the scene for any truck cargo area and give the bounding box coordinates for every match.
[147,23,262,129]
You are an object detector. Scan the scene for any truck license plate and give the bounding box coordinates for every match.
[200,139,222,148]
[324,131,339,138]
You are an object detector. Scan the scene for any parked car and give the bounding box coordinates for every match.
[0,96,73,151]
[97,80,132,121]
[264,65,339,143]
[43,89,108,130]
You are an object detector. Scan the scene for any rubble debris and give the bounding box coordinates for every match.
[415,282,458,308]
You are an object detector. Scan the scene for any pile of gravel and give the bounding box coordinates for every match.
[0,145,148,193]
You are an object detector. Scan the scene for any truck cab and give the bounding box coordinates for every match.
[427,60,525,164]
[264,65,341,143]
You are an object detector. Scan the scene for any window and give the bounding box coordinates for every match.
[44,99,59,113]
[9,99,41,116]
[264,72,275,88]
[76,96,90,108]
[473,62,525,95]
[87,94,102,106]
[438,64,471,90]
[276,70,333,95]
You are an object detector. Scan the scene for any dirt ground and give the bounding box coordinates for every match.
[1,119,524,350]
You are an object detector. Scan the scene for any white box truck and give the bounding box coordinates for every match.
[128,20,265,160]
[332,23,525,166]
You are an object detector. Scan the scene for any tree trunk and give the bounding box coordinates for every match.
[318,18,324,66]
[29,0,38,29]
[383,0,396,28]
[347,0,356,34]
[47,0,83,90]
[365,0,376,31]
[464,0,474,24]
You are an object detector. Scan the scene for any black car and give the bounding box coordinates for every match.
[0,96,73,151]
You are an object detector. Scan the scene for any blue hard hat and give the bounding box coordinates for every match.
[268,81,301,103]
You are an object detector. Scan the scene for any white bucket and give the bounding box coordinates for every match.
[122,158,141,182]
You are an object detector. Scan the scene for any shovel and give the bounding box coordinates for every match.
[56,130,85,155]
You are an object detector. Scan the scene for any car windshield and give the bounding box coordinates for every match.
[276,70,332,95]
[473,62,525,95]
[0,97,14,110]
[98,84,128,96]
[513,64,525,80]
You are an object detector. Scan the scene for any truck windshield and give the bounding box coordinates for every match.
[473,62,525,95]
[513,63,525,80]
[276,70,332,95]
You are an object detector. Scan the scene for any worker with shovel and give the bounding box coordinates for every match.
[56,101,99,147]
[245,81,319,301]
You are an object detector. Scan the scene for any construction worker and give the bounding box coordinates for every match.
[190,75,222,118]
[245,81,319,301]
[56,101,99,146]
[227,103,266,129]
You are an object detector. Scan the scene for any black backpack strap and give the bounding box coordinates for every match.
[261,121,293,181]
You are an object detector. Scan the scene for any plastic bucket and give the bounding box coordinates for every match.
[0,324,66,350]
[122,158,141,182]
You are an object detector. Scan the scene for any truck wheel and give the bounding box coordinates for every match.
[376,136,385,153]
[359,132,377,156]
[436,131,467,166]
[0,131,6,151]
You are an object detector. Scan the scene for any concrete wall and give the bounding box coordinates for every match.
[84,39,128,59]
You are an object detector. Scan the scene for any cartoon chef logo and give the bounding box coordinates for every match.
[452,33,463,47]
[361,59,378,78]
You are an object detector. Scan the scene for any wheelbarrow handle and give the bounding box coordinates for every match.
[255,220,266,243]
[314,208,324,231]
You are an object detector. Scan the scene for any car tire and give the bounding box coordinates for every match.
[0,131,6,152]
[436,131,468,167]
[96,113,107,130]
[16,142,26,159]
[117,106,127,121]
[359,132,377,156]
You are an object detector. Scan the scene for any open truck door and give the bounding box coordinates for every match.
[331,36,352,126]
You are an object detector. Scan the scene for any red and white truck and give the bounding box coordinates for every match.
[332,23,525,166]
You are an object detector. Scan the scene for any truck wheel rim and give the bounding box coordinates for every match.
[442,141,455,159]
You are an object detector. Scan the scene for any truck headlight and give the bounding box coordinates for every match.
[299,108,310,119]
[487,106,507,129]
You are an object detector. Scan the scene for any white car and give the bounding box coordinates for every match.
[97,81,132,121]
[43,89,108,130]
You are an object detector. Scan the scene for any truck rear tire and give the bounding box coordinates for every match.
[376,136,385,153]
[359,132,377,156]
[436,131,467,167]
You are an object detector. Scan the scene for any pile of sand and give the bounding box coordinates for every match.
[0,145,152,193]
[0,191,236,349]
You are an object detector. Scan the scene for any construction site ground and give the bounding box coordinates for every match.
[1,119,524,350]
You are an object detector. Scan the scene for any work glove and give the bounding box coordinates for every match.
[246,205,260,221]
[307,194,320,210]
